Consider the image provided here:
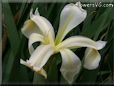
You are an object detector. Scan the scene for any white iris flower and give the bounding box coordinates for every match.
[20,2,106,84]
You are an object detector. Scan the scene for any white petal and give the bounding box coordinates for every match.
[57,36,106,50]
[27,44,54,70]
[28,45,45,61]
[83,48,101,70]
[31,15,55,45]
[35,8,40,15]
[20,59,31,67]
[30,8,40,18]
[55,2,87,44]
[20,59,47,78]
[60,49,81,84]
[22,8,55,46]
[96,40,107,50]
[28,33,44,54]
[21,20,41,38]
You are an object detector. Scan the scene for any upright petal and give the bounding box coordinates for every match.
[83,48,101,70]
[57,36,106,50]
[28,33,44,54]
[30,8,40,18]
[21,19,42,38]
[22,8,55,46]
[55,2,87,44]
[31,13,55,45]
[27,44,54,71]
[60,49,81,84]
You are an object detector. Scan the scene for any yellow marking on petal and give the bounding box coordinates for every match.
[43,37,50,45]
[24,20,37,29]
[29,66,47,78]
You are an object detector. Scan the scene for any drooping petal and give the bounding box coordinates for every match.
[27,44,54,71]
[21,19,42,38]
[28,33,44,54]
[55,2,87,44]
[31,13,55,45]
[20,59,47,78]
[57,36,106,50]
[83,48,101,70]
[60,49,81,84]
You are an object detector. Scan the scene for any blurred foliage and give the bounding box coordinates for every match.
[2,1,114,85]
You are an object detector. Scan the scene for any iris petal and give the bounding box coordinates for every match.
[21,20,41,38]
[20,59,47,78]
[83,48,101,69]
[27,44,54,70]
[31,15,55,45]
[28,33,44,54]
[57,36,106,50]
[60,49,81,84]
[55,2,87,44]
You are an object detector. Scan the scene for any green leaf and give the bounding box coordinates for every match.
[77,69,99,84]
[17,2,27,25]
[47,55,59,82]
[3,3,20,52]
[33,73,46,84]
[2,3,20,82]
[81,7,113,40]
